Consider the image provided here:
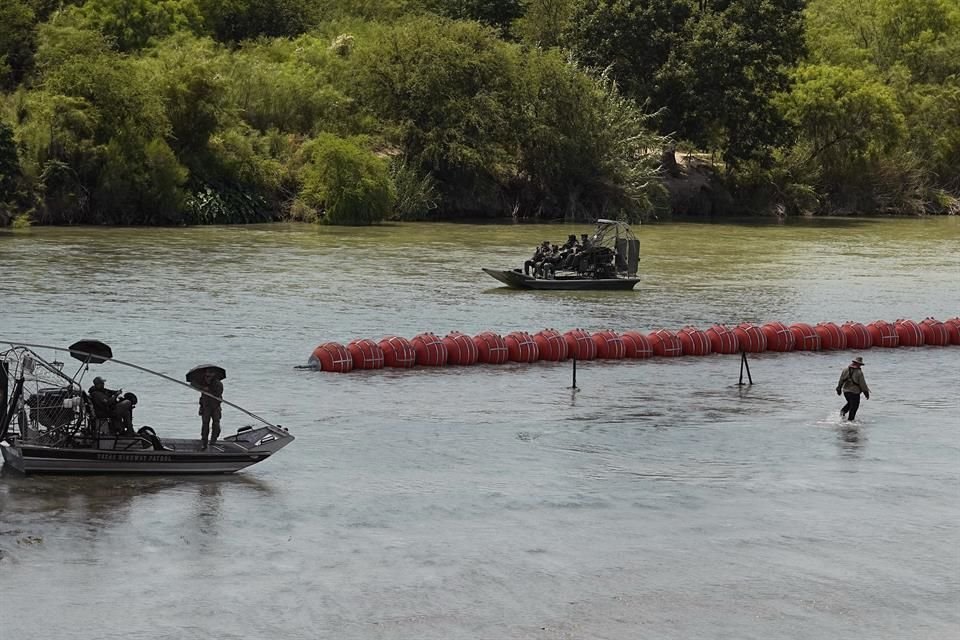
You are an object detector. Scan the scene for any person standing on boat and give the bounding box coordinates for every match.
[88,376,134,434]
[199,370,223,448]
[837,356,870,420]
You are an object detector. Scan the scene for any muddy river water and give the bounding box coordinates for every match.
[1,218,958,639]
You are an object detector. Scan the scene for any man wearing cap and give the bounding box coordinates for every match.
[88,376,135,434]
[836,356,870,420]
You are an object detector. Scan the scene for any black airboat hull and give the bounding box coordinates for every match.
[483,268,640,291]
[0,426,294,475]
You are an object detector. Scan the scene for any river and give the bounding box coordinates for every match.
[1,218,958,639]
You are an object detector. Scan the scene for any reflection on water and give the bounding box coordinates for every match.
[1,219,959,639]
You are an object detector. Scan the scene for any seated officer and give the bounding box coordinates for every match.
[524,241,550,275]
[88,376,135,435]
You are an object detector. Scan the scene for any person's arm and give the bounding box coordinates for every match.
[858,371,870,398]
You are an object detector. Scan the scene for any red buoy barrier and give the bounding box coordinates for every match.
[815,322,846,350]
[621,331,653,358]
[648,329,682,357]
[761,321,795,352]
[592,330,626,359]
[867,320,899,348]
[473,331,510,364]
[944,317,960,345]
[895,319,924,347]
[310,342,353,373]
[789,322,821,351]
[919,318,949,346]
[841,322,872,349]
[443,331,479,366]
[346,338,384,370]
[732,323,766,353]
[411,332,447,366]
[505,331,539,363]
[533,329,569,361]
[705,324,739,354]
[678,326,711,356]
[379,336,416,368]
[564,329,597,360]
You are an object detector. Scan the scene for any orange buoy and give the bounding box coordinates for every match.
[677,326,712,356]
[894,318,924,347]
[346,338,384,370]
[944,317,960,345]
[705,324,739,354]
[761,321,795,352]
[732,323,766,353]
[533,329,569,361]
[621,331,653,358]
[505,331,540,363]
[411,332,447,366]
[841,322,872,349]
[563,329,597,360]
[592,330,626,359]
[443,331,479,366]
[919,318,949,346]
[648,329,682,357]
[868,320,899,347]
[473,331,510,364]
[379,336,416,368]
[789,323,821,351]
[815,322,846,350]
[309,342,353,373]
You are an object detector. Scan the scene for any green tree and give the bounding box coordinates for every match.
[80,0,204,51]
[0,0,37,88]
[353,17,521,196]
[426,0,526,30]
[298,134,395,224]
[197,0,316,42]
[514,0,574,47]
[568,0,805,165]
[0,121,22,226]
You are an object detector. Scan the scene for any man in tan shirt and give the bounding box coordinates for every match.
[837,356,870,420]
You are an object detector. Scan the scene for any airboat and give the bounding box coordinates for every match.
[0,340,294,475]
[483,219,641,290]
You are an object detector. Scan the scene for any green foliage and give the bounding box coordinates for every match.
[514,0,574,47]
[298,134,394,225]
[354,16,520,185]
[778,64,905,172]
[515,52,665,220]
[569,0,805,166]
[197,0,316,42]
[389,157,439,220]
[425,0,526,31]
[0,120,22,226]
[0,0,37,88]
[80,0,204,51]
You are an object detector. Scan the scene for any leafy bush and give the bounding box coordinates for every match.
[298,133,395,224]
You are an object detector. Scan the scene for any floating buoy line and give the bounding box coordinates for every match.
[307,318,960,373]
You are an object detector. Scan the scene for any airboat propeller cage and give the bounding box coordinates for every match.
[593,219,640,277]
[68,339,113,364]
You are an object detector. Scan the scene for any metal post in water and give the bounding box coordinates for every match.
[570,357,579,390]
[738,351,753,386]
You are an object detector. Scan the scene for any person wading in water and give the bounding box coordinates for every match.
[837,356,870,420]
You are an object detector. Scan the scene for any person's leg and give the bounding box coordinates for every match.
[201,412,211,448]
[210,408,221,444]
[844,392,861,420]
